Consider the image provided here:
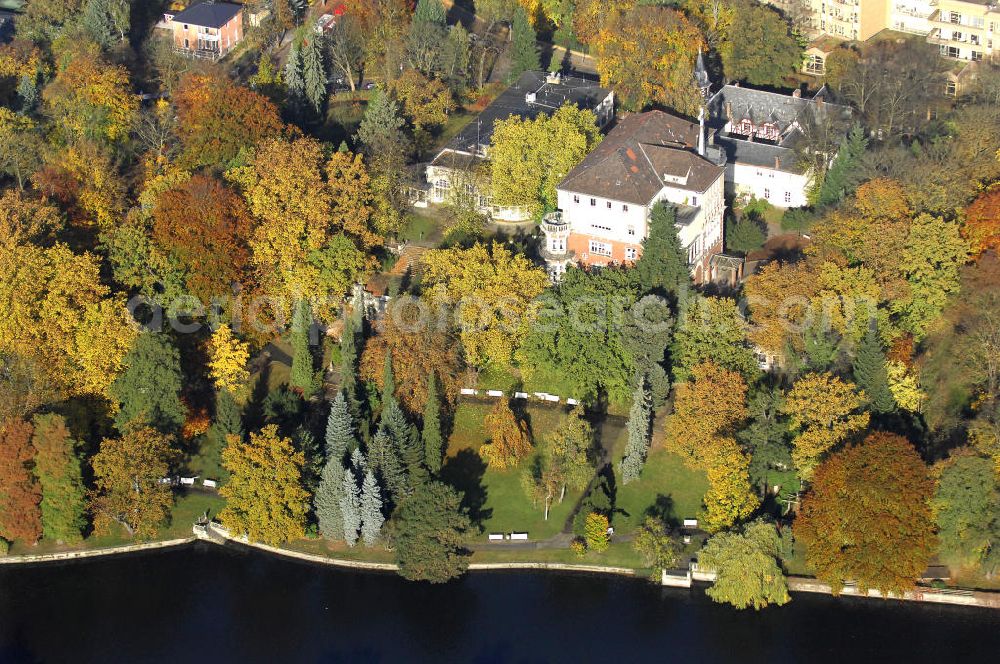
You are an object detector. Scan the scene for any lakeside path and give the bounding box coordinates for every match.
[4,525,1000,610]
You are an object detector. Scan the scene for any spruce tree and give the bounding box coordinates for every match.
[82,0,129,50]
[17,75,38,112]
[325,391,355,462]
[814,123,867,208]
[619,377,652,484]
[360,469,385,546]
[508,6,540,82]
[422,372,444,473]
[635,202,689,299]
[302,37,327,115]
[853,325,895,413]
[215,389,244,440]
[368,427,406,502]
[351,447,368,477]
[285,43,306,116]
[290,300,316,398]
[355,88,407,156]
[340,465,361,545]
[315,454,346,539]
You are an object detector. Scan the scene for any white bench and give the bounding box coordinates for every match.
[544,395,560,403]
[566,398,578,406]
[460,388,478,396]
[683,518,698,528]
[488,533,504,541]
[514,392,528,399]
[180,477,198,486]
[157,477,174,485]
[203,479,218,489]
[486,390,504,397]
[510,532,529,541]
[534,392,549,399]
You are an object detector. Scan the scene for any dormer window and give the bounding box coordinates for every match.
[734,118,754,136]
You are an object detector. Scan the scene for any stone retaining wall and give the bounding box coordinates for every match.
[0,538,195,565]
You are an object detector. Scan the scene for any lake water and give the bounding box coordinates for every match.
[0,543,998,663]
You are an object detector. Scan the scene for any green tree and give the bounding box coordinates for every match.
[109,333,185,434]
[619,378,652,484]
[368,427,406,503]
[812,124,867,208]
[82,0,130,50]
[698,519,790,610]
[422,372,444,473]
[932,455,1000,572]
[725,216,766,256]
[220,425,309,546]
[393,480,471,582]
[853,325,894,413]
[508,6,540,83]
[360,468,384,546]
[548,406,595,497]
[289,300,317,398]
[211,389,244,444]
[31,414,86,544]
[414,0,446,23]
[284,43,306,116]
[671,296,760,383]
[340,463,361,545]
[632,517,680,576]
[717,1,802,88]
[635,202,689,298]
[302,36,327,115]
[355,87,408,158]
[739,387,793,497]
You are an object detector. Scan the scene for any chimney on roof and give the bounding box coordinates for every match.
[725,101,732,121]
[546,71,562,85]
[775,156,781,169]
[698,107,706,157]
[792,88,801,99]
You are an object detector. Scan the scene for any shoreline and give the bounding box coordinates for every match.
[4,528,1000,610]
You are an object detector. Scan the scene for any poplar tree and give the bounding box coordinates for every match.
[853,325,895,414]
[31,414,86,544]
[360,469,384,546]
[289,300,316,398]
[340,464,361,545]
[619,377,652,484]
[302,37,327,115]
[422,372,444,473]
[508,6,540,83]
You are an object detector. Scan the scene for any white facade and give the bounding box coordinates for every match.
[727,162,811,209]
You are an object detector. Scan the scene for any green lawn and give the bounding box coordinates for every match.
[614,448,709,534]
[444,401,582,540]
[399,209,444,245]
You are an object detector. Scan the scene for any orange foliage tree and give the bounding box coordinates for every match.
[963,188,1000,259]
[795,431,936,596]
[577,0,704,113]
[0,418,42,544]
[173,73,285,168]
[151,174,255,302]
[481,399,533,470]
[359,309,462,416]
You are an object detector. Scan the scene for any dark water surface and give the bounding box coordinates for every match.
[0,542,998,663]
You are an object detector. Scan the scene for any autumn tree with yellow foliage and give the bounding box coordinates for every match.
[219,425,310,546]
[208,325,250,394]
[781,373,869,480]
[666,362,758,531]
[89,427,177,540]
[421,242,549,368]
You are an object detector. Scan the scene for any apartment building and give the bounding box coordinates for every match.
[162,2,244,61]
[927,0,1000,61]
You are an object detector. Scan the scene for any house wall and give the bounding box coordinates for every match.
[556,172,725,283]
[171,12,243,54]
[727,162,811,209]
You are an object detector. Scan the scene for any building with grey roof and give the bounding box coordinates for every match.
[424,71,613,221]
[706,84,852,208]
